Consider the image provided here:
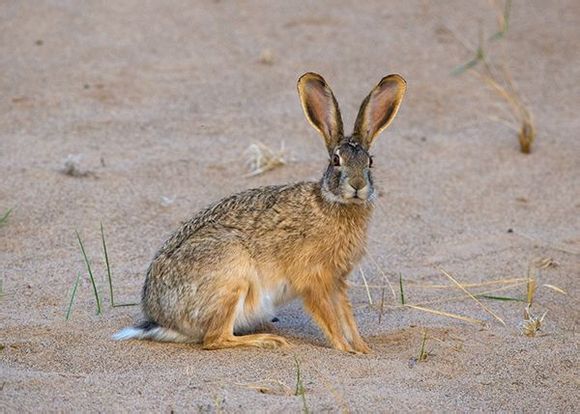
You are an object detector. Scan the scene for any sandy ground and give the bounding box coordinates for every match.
[1,0,579,412]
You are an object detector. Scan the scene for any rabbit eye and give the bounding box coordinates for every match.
[369,156,373,168]
[332,154,341,167]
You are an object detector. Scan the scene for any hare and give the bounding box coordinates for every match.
[113,72,406,353]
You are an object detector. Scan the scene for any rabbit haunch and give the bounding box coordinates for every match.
[114,72,406,352]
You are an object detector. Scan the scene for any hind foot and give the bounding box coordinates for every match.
[203,333,290,350]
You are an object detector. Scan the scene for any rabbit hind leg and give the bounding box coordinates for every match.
[201,282,289,350]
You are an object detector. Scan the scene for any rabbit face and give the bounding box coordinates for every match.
[322,140,375,204]
[298,73,406,203]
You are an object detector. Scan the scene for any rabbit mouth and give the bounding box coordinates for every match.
[340,189,375,204]
[321,180,375,204]
[344,185,374,203]
[345,193,371,204]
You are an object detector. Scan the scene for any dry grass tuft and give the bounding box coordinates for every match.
[534,257,559,269]
[521,306,547,337]
[451,0,535,153]
[353,257,564,333]
[352,274,528,326]
[245,142,286,176]
[520,258,554,336]
[62,154,94,177]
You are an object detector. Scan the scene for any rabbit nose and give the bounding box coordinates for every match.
[350,177,366,191]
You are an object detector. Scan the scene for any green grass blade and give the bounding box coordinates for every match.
[293,356,309,414]
[489,0,511,41]
[101,222,114,307]
[75,230,102,315]
[399,274,406,305]
[476,294,524,302]
[0,208,13,225]
[100,223,140,308]
[418,330,428,362]
[65,272,82,320]
[451,56,480,76]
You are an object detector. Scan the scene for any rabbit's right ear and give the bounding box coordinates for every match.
[297,73,344,154]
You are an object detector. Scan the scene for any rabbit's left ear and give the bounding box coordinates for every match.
[297,73,344,155]
[353,74,406,149]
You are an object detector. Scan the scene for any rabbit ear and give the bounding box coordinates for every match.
[297,73,344,153]
[353,74,406,149]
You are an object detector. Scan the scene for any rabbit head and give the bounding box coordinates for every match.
[298,73,406,204]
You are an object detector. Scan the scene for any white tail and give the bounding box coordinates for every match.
[112,323,192,343]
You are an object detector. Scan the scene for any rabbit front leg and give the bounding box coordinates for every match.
[302,287,354,353]
[334,279,371,354]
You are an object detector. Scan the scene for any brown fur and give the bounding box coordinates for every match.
[116,72,406,353]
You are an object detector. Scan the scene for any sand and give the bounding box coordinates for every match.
[1,0,579,412]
